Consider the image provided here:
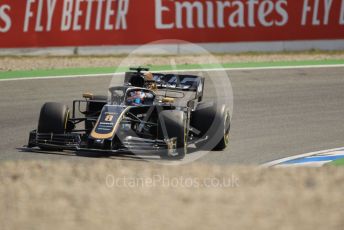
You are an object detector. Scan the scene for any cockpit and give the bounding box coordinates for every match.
[109,86,155,106]
[126,89,155,106]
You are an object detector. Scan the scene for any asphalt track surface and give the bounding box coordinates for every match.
[0,67,344,165]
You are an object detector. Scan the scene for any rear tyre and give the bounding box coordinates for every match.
[37,102,70,151]
[158,110,187,160]
[191,102,230,151]
[213,110,230,151]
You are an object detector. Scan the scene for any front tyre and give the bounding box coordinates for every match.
[158,110,187,160]
[37,102,70,151]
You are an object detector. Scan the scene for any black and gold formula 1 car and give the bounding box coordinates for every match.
[27,67,230,160]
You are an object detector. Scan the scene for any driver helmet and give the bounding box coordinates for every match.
[144,72,154,81]
[144,72,157,91]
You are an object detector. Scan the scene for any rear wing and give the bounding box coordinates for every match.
[124,70,205,101]
[154,73,203,91]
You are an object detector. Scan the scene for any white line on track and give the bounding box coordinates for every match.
[1,63,344,82]
[261,147,344,167]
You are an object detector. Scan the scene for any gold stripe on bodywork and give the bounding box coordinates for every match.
[90,107,129,139]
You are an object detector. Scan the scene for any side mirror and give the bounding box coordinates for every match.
[83,92,93,99]
[162,97,175,104]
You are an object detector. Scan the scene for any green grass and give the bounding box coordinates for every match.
[330,158,344,166]
[0,59,343,80]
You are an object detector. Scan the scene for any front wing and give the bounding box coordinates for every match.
[27,130,178,155]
